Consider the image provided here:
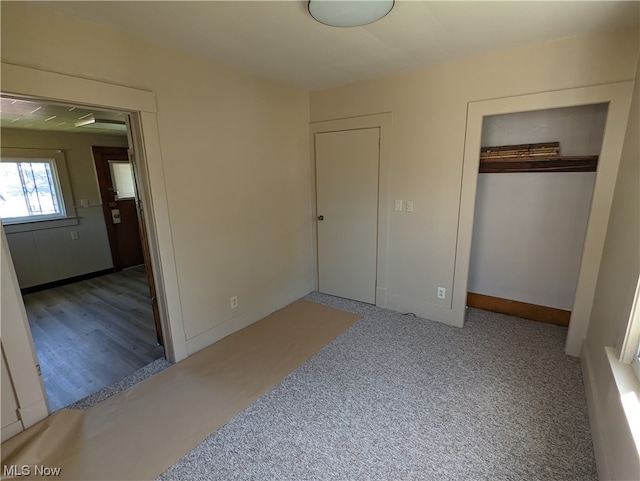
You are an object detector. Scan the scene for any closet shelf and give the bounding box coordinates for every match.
[479,142,598,173]
[480,155,599,173]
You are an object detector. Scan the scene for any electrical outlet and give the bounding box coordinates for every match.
[437,287,446,299]
[230,296,238,309]
[70,231,79,240]
[406,200,414,212]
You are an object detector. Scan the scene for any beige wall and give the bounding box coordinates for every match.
[310,27,638,326]
[309,25,639,478]
[1,2,313,354]
[2,3,639,466]
[2,129,128,288]
[582,53,640,480]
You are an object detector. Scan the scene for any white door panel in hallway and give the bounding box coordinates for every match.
[315,128,380,304]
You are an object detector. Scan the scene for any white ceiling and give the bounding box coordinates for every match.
[4,2,638,135]
[37,1,639,91]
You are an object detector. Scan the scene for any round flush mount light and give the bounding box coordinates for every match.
[308,0,395,28]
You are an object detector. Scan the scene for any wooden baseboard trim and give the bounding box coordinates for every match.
[20,268,115,295]
[467,292,571,327]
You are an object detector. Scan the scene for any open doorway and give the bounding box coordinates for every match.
[454,81,635,358]
[0,95,165,411]
[467,104,608,326]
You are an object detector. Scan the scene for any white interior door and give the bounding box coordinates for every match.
[315,128,380,304]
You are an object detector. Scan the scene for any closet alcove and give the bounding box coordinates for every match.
[467,103,608,325]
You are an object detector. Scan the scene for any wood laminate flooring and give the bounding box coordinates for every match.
[23,266,164,412]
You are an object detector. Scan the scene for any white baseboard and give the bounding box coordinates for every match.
[185,279,315,355]
[581,341,611,481]
[384,293,463,327]
[375,287,387,308]
[1,419,24,443]
[17,397,49,428]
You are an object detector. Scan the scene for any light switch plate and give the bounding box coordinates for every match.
[394,200,403,212]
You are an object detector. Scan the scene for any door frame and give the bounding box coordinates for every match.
[92,146,144,271]
[309,113,392,308]
[1,228,48,437]
[455,82,635,356]
[92,145,164,345]
[1,63,188,428]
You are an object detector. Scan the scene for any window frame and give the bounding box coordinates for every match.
[0,148,78,233]
[621,276,640,382]
[633,347,640,382]
[108,160,137,200]
[630,305,640,384]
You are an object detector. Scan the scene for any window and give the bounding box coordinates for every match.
[109,161,136,200]
[0,159,63,221]
[0,148,77,232]
[631,292,640,383]
[624,275,640,383]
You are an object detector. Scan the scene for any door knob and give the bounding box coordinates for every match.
[317,215,324,221]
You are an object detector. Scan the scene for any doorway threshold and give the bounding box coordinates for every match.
[65,358,172,410]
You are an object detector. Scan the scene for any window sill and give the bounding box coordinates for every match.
[3,217,79,234]
[605,346,640,456]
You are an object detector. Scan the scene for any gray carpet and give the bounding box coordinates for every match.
[157,293,596,481]
[66,357,172,410]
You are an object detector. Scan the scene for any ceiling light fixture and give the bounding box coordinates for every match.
[308,0,394,28]
[75,115,96,127]
[75,115,127,132]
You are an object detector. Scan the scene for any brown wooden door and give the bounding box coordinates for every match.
[93,146,144,270]
[93,146,163,345]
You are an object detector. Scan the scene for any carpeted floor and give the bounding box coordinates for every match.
[1,299,360,481]
[158,292,596,481]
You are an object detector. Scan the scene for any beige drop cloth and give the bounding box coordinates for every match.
[1,299,360,481]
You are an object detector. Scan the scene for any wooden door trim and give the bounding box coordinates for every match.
[93,146,163,345]
[92,146,130,271]
[128,148,164,346]
[128,111,187,361]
